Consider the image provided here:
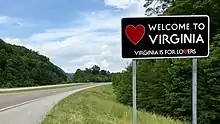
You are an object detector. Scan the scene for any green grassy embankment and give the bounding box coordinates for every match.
[42,85,189,124]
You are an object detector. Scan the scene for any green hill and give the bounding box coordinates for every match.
[0,39,67,88]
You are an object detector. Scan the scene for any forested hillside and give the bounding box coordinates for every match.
[112,0,220,124]
[73,65,112,83]
[0,39,67,88]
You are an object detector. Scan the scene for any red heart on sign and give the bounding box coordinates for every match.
[184,49,188,54]
[125,24,145,45]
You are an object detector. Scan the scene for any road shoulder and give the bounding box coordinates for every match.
[0,84,105,124]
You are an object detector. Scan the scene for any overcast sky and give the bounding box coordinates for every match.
[0,0,147,73]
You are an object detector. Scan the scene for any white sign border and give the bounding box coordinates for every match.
[121,15,210,59]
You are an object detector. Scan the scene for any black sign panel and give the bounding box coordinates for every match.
[121,15,209,59]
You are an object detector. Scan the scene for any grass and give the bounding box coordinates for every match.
[0,84,84,94]
[42,84,189,124]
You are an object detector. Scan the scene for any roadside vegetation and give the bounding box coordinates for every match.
[42,85,188,124]
[0,39,113,88]
[0,39,67,88]
[72,65,113,83]
[1,0,220,123]
[112,0,220,124]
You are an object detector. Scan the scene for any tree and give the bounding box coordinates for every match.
[72,65,112,83]
[0,39,67,88]
[100,70,107,75]
[143,0,174,16]
[91,65,100,75]
[113,0,220,123]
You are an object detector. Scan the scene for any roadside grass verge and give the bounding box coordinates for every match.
[0,83,86,94]
[42,85,189,124]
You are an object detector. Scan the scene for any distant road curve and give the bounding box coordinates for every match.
[0,83,88,91]
[0,83,111,124]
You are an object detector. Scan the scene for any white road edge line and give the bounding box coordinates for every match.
[0,96,48,112]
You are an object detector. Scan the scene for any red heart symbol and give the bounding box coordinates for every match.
[125,24,145,45]
[184,49,188,54]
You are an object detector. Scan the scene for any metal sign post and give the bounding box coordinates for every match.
[192,58,197,124]
[132,59,137,124]
[121,15,209,124]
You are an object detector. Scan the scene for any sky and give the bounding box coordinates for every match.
[0,0,147,73]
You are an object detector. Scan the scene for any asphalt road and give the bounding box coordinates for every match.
[0,83,109,124]
[0,83,96,111]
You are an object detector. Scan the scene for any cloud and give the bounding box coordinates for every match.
[0,15,34,27]
[3,37,23,45]
[105,0,140,9]
[26,28,83,42]
[3,0,147,73]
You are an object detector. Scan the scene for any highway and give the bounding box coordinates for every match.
[0,84,94,111]
[0,83,108,124]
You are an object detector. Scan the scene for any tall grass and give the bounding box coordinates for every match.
[42,85,189,124]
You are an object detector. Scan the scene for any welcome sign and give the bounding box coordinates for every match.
[121,15,210,59]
